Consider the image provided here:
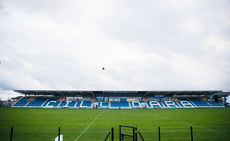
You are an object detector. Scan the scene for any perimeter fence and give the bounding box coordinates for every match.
[0,126,229,141]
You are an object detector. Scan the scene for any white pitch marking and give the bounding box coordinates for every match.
[75,110,104,141]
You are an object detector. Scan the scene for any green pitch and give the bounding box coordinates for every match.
[0,108,230,141]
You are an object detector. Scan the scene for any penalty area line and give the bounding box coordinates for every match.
[75,110,105,141]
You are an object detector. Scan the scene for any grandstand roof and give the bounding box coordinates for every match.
[14,90,225,97]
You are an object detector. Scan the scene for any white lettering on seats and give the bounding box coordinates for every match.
[46,101,56,108]
[164,101,178,108]
[149,101,162,108]
[132,101,141,108]
[180,101,194,108]
[63,101,71,107]
[100,102,108,108]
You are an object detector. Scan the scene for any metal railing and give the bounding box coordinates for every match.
[119,125,144,141]
[105,127,114,141]
[6,125,203,141]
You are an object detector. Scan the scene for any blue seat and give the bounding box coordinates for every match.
[13,97,31,107]
[59,101,67,107]
[99,102,109,108]
[188,98,210,107]
[67,101,77,107]
[26,97,48,107]
[110,101,130,108]
[76,101,82,107]
[80,101,92,108]
[133,102,140,107]
[208,101,223,106]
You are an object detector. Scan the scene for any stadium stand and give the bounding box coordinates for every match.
[12,97,225,108]
[12,90,227,108]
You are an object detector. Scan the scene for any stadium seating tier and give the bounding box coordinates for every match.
[12,97,224,108]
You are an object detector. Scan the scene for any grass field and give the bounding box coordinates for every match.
[0,108,230,141]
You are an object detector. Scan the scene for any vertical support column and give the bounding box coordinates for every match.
[111,127,114,141]
[135,127,138,141]
[190,126,193,141]
[58,127,60,141]
[158,127,160,141]
[10,126,13,141]
[119,125,121,141]
[133,127,135,141]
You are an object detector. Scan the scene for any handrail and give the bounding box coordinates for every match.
[120,125,136,128]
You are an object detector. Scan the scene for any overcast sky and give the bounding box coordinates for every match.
[0,0,230,99]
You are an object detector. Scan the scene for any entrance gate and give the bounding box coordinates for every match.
[119,125,144,141]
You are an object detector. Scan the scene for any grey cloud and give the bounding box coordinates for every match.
[0,0,230,93]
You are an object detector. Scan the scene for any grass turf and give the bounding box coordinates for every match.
[0,108,230,141]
